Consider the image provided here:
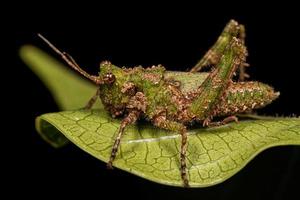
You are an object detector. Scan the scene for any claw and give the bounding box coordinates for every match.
[183,179,190,188]
[107,162,114,170]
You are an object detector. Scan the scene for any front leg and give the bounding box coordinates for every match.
[84,88,100,109]
[107,91,147,169]
[107,110,140,169]
[152,115,189,187]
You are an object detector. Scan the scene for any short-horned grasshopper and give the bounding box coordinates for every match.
[38,20,279,187]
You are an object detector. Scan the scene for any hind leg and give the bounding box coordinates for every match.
[188,38,247,122]
[190,20,248,77]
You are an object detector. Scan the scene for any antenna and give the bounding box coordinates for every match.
[38,34,102,84]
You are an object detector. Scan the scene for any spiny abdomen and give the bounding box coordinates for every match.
[214,81,280,116]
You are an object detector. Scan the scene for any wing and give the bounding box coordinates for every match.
[164,71,209,94]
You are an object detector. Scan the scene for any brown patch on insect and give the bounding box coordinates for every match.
[185,90,199,101]
[147,106,166,120]
[123,66,143,75]
[152,114,169,129]
[141,65,165,84]
[214,81,280,117]
[121,82,136,96]
[109,104,125,118]
[146,64,164,70]
[122,67,133,73]
[126,92,148,112]
[168,86,185,109]
[166,84,194,123]
[142,72,162,84]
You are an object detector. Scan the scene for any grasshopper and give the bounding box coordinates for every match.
[38,20,279,187]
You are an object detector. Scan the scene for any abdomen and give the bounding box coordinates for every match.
[214,81,280,116]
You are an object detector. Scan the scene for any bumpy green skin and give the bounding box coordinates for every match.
[98,58,278,125]
[216,82,279,116]
[99,63,181,120]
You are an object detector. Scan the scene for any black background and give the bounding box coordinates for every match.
[6,2,300,200]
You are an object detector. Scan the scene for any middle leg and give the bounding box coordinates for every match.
[203,115,238,127]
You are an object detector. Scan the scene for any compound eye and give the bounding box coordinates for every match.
[103,73,116,84]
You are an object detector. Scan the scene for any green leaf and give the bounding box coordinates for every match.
[36,110,300,187]
[20,45,102,147]
[20,45,300,187]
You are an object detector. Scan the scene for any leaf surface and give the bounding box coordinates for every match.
[36,110,300,187]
